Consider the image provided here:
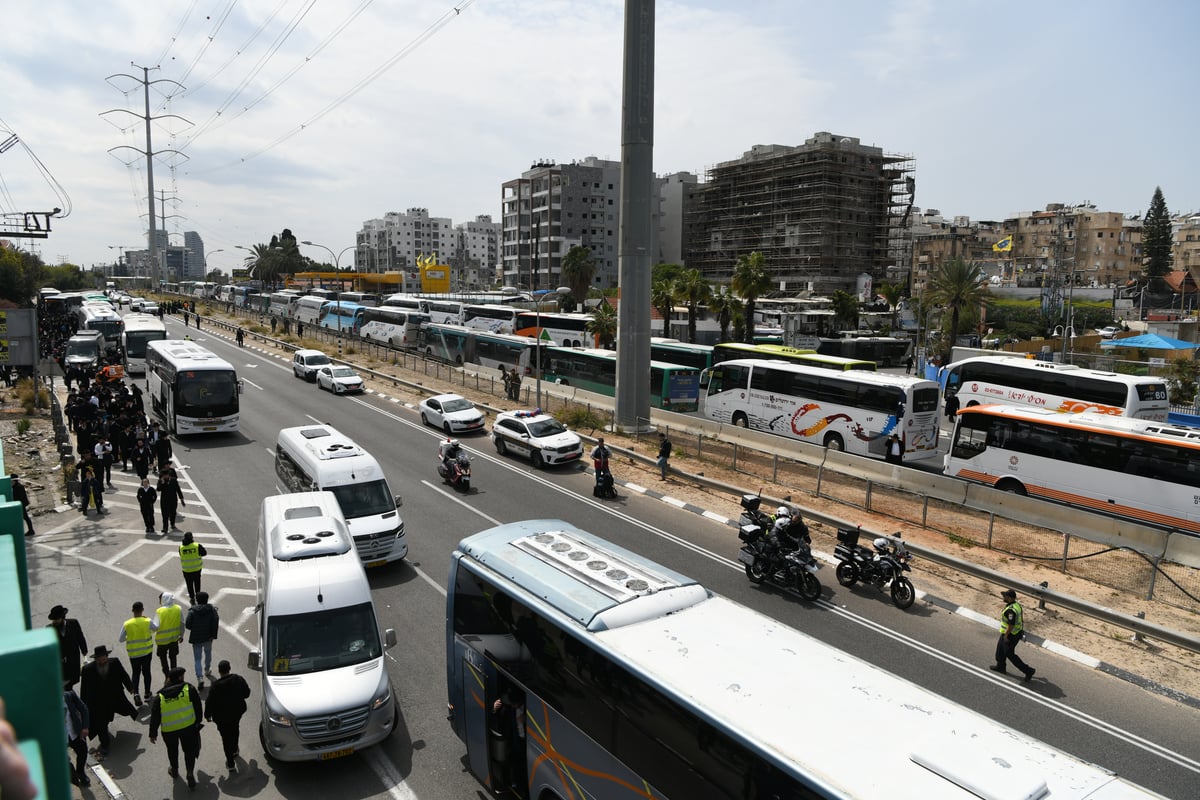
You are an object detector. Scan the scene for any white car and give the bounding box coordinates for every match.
[293,349,331,381]
[420,393,485,434]
[315,365,365,394]
[140,302,159,314]
[492,410,583,469]
[1097,326,1121,339]
[128,297,148,311]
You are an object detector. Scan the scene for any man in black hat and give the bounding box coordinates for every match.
[9,473,34,536]
[990,588,1036,682]
[46,605,88,687]
[149,666,203,789]
[80,646,138,758]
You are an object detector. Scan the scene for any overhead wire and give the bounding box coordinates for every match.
[156,0,239,103]
[152,0,201,68]
[0,115,74,218]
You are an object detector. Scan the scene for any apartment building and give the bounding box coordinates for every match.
[356,208,457,280]
[909,210,1005,296]
[452,215,501,290]
[1001,204,1141,290]
[1174,214,1200,276]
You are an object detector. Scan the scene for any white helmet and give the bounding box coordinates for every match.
[776,506,789,517]
[874,537,890,550]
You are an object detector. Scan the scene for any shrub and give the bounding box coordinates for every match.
[16,418,31,435]
[555,405,608,433]
[15,378,49,415]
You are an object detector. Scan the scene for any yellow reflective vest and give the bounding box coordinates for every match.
[179,542,203,573]
[1000,601,1025,636]
[123,616,153,658]
[159,685,196,733]
[155,604,182,645]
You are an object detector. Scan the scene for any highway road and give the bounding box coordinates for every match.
[142,316,1200,798]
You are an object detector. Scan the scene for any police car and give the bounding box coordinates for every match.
[491,409,583,469]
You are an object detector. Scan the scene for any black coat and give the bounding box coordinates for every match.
[50,618,88,684]
[204,673,251,725]
[80,657,136,731]
[185,603,219,644]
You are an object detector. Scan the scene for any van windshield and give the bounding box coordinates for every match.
[266,602,382,675]
[328,479,395,519]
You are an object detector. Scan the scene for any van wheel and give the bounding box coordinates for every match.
[259,725,277,764]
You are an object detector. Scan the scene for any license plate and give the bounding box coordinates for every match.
[366,559,387,569]
[737,549,755,565]
[319,747,354,760]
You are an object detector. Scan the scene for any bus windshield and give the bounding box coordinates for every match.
[328,479,395,519]
[266,603,382,676]
[177,371,239,416]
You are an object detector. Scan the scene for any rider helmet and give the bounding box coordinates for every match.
[873,537,890,551]
[776,506,789,517]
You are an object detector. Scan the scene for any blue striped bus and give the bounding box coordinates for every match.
[319,301,367,335]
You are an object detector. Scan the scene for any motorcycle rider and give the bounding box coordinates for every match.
[438,438,463,481]
[767,506,808,560]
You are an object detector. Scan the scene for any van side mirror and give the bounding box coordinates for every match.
[248,651,262,671]
[393,494,403,508]
[238,379,245,395]
[384,629,397,649]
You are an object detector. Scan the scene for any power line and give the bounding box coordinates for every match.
[152,0,201,67]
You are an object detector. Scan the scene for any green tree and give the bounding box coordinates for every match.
[928,257,990,360]
[1162,357,1200,405]
[1142,186,1173,293]
[651,279,675,338]
[652,262,686,284]
[829,290,860,332]
[673,269,712,343]
[877,281,905,331]
[276,229,304,286]
[707,289,740,343]
[560,245,596,309]
[586,300,617,349]
[731,251,771,343]
[243,243,279,288]
[0,247,44,306]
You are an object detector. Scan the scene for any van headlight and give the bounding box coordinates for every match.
[267,711,293,727]
[371,688,391,710]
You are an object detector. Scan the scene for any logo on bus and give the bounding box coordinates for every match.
[1009,455,1019,466]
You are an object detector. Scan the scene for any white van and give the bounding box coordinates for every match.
[250,492,397,761]
[275,425,407,566]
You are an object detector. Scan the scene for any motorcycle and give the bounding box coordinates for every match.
[438,451,472,491]
[736,494,822,601]
[833,526,916,609]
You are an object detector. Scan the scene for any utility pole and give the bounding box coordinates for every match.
[102,65,190,288]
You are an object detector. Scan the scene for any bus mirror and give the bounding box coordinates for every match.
[248,651,262,671]
[384,629,397,649]
[238,379,245,395]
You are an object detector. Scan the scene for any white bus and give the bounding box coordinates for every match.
[942,356,1169,420]
[462,303,518,334]
[146,339,242,434]
[120,313,167,374]
[703,358,940,461]
[78,304,125,355]
[945,403,1200,534]
[268,290,302,318]
[424,299,465,325]
[447,520,1161,799]
[293,294,328,327]
[359,307,429,348]
[338,291,379,307]
[381,293,425,313]
[514,311,592,347]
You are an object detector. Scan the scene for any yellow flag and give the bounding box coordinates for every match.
[992,236,1013,253]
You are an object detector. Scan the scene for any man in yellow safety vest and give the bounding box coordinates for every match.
[153,591,184,678]
[118,601,156,706]
[990,588,1036,682]
[149,666,203,789]
[179,532,206,606]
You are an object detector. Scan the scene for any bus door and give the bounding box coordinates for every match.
[457,643,529,798]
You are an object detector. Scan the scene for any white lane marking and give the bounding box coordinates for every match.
[241,377,265,391]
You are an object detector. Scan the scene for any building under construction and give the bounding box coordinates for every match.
[684,132,914,296]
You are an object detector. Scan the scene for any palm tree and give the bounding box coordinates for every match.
[560,245,596,307]
[829,290,860,333]
[673,269,712,343]
[586,300,617,349]
[243,243,279,288]
[877,281,905,331]
[707,289,740,343]
[731,251,772,343]
[928,256,990,360]
[651,279,675,338]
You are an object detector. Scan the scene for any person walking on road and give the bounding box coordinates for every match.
[137,477,158,534]
[905,354,914,375]
[130,438,153,481]
[154,592,184,678]
[63,680,91,788]
[80,646,137,758]
[93,435,115,488]
[47,605,88,687]
[204,660,250,770]
[153,427,173,472]
[148,666,203,789]
[119,601,155,706]
[159,469,186,534]
[656,432,673,480]
[990,588,1036,683]
[185,592,219,688]
[9,473,34,536]
[178,532,205,603]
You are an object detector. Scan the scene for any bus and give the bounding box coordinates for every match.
[120,313,167,374]
[382,293,426,313]
[514,311,592,347]
[146,339,242,435]
[293,294,328,326]
[190,281,218,299]
[818,335,911,367]
[424,299,465,325]
[945,404,1200,534]
[543,347,701,412]
[447,520,1161,799]
[419,323,545,375]
[338,291,379,307]
[462,303,519,334]
[703,358,940,461]
[268,290,302,318]
[712,342,875,372]
[649,339,715,371]
[319,301,367,334]
[942,356,1170,420]
[359,307,429,348]
[78,305,125,354]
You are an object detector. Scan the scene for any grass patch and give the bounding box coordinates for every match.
[16,418,31,435]
[947,533,976,548]
[555,405,608,433]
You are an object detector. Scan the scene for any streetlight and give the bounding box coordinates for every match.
[203,248,224,281]
[1060,267,1097,361]
[300,241,355,350]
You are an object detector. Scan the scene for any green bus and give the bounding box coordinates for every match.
[712,342,875,371]
[649,338,715,371]
[543,347,701,412]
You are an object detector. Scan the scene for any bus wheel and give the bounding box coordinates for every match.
[996,479,1027,496]
[732,412,749,428]
[823,433,845,451]
[966,400,980,407]
[455,355,463,365]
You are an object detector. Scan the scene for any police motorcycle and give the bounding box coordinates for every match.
[737,494,822,601]
[833,526,916,609]
[437,439,472,491]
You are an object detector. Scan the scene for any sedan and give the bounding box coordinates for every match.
[420,393,486,434]
[315,365,365,394]
[1097,326,1121,339]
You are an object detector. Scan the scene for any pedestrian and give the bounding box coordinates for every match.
[194,314,200,330]
[204,660,250,770]
[501,364,511,399]
[148,666,203,789]
[79,458,106,515]
[508,367,521,402]
[131,438,152,481]
[886,433,903,464]
[945,391,960,421]
[154,427,173,471]
[159,469,186,534]
[47,605,88,687]
[119,601,155,705]
[185,592,219,688]
[656,432,673,480]
[295,320,302,337]
[153,592,184,678]
[80,646,137,759]
[489,688,526,796]
[178,532,205,603]
[182,310,189,327]
[63,680,91,788]
[235,327,244,348]
[9,473,34,536]
[270,316,277,334]
[990,588,1036,683]
[905,354,914,375]
[94,435,115,487]
[136,477,158,534]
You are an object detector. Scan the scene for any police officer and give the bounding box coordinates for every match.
[990,588,1036,682]
[149,666,203,789]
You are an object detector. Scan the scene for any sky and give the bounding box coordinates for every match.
[2,0,1198,272]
